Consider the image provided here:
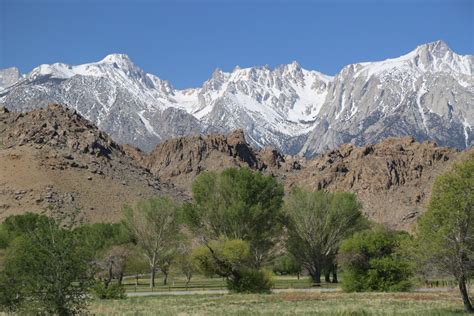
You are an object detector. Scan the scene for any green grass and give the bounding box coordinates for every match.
[90,290,468,315]
[122,275,323,293]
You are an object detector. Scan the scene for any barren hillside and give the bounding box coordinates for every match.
[0,104,186,222]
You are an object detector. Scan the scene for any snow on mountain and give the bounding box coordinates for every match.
[0,40,472,155]
[0,67,21,90]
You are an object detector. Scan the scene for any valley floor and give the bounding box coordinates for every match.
[90,289,467,315]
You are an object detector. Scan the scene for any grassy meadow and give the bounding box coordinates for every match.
[121,275,325,293]
[90,290,467,315]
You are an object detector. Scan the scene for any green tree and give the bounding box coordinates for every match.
[76,222,130,255]
[96,243,134,288]
[0,212,52,248]
[122,245,149,288]
[272,254,303,279]
[123,197,180,288]
[284,188,367,283]
[0,212,95,314]
[411,159,474,312]
[183,167,285,268]
[176,237,197,286]
[338,227,412,292]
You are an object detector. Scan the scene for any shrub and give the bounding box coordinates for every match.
[192,238,251,278]
[338,227,412,292]
[91,282,127,300]
[0,214,95,314]
[227,268,274,294]
[0,272,23,312]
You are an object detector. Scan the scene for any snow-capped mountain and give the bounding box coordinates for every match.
[0,40,472,155]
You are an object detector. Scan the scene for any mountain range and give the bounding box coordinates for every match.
[1,104,472,229]
[0,40,472,156]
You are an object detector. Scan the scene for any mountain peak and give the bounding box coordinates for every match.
[100,53,133,64]
[290,60,301,68]
[99,54,138,70]
[415,40,452,57]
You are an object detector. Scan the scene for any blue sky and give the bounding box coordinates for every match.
[0,0,472,88]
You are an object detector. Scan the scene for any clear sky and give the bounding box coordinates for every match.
[0,0,472,88]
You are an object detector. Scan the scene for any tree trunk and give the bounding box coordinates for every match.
[118,272,124,286]
[324,272,331,283]
[150,268,156,289]
[163,272,168,286]
[332,270,338,283]
[458,275,473,312]
[104,260,114,288]
[309,268,321,285]
[185,273,192,286]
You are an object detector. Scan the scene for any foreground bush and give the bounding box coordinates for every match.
[338,227,412,292]
[91,282,127,299]
[192,238,273,293]
[0,211,95,314]
[227,268,274,294]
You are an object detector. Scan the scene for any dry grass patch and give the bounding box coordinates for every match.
[89,289,468,315]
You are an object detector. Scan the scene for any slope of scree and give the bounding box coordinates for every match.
[141,129,472,230]
[0,104,187,222]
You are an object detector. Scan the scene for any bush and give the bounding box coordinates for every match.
[192,239,251,278]
[338,227,412,292]
[91,282,127,300]
[227,268,274,293]
[0,214,95,314]
[0,272,23,312]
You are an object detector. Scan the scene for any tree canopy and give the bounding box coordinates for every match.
[123,197,181,288]
[183,167,285,268]
[412,158,474,312]
[284,188,367,283]
[0,212,95,314]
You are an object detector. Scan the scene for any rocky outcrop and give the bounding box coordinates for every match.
[2,104,122,158]
[141,129,472,230]
[285,137,472,229]
[141,128,304,189]
[0,104,186,222]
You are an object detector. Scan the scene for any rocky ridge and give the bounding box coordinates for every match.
[140,129,301,189]
[0,104,186,222]
[139,128,472,230]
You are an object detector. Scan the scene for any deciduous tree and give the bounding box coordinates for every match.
[412,159,474,312]
[123,197,180,288]
[0,210,94,315]
[284,188,367,283]
[183,167,285,268]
